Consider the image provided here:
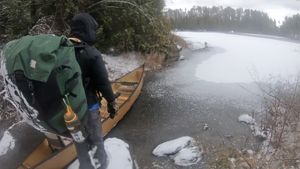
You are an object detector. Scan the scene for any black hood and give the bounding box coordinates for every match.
[71,13,99,45]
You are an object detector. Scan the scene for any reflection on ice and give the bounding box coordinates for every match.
[177,32,300,83]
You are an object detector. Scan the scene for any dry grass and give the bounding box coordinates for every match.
[206,79,300,169]
[255,80,300,169]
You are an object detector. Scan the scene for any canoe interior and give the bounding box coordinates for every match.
[17,65,144,169]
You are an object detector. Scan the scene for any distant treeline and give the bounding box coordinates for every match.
[165,6,300,40]
[281,14,300,39]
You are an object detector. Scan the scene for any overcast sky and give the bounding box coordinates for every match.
[165,0,300,23]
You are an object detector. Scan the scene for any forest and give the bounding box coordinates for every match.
[165,6,300,40]
[1,2,300,53]
[0,0,175,54]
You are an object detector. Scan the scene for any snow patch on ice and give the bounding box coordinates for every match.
[105,138,133,169]
[68,138,133,169]
[153,136,202,166]
[0,130,15,156]
[67,159,79,169]
[238,114,255,124]
[176,32,300,83]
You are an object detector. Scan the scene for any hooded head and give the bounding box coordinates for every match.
[70,13,99,45]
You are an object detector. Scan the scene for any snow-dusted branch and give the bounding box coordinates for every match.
[0,89,6,96]
[88,0,154,23]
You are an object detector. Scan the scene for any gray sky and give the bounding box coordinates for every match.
[165,0,300,23]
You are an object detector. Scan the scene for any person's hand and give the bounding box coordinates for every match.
[107,101,118,119]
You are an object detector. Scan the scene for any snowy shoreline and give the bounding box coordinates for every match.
[102,52,144,81]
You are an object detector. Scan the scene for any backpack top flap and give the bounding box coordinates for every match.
[4,34,73,83]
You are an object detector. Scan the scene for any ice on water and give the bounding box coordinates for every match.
[176,32,300,83]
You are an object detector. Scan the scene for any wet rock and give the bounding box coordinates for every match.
[203,123,209,131]
[225,135,233,139]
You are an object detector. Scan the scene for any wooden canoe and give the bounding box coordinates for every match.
[17,65,145,169]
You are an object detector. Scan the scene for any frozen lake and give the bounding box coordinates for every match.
[2,32,300,168]
[176,32,300,83]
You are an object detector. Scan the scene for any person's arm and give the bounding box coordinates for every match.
[90,52,115,103]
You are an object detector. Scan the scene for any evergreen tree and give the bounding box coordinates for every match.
[165,6,279,35]
[0,0,174,53]
[280,14,300,39]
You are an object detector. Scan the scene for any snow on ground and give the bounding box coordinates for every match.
[68,138,133,169]
[0,130,15,156]
[176,31,300,83]
[153,136,202,166]
[102,52,144,81]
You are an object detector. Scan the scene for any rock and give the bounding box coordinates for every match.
[225,135,233,139]
[203,123,209,130]
[153,136,202,167]
[179,55,185,61]
[238,114,255,124]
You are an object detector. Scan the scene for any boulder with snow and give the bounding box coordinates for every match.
[152,136,193,157]
[153,136,202,166]
[238,114,255,124]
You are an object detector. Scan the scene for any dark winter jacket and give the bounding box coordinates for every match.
[71,13,115,106]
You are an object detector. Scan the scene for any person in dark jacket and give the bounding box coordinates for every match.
[70,13,118,169]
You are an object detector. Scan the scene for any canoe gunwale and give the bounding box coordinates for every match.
[102,65,144,123]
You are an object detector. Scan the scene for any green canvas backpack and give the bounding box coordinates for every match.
[3,34,88,133]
